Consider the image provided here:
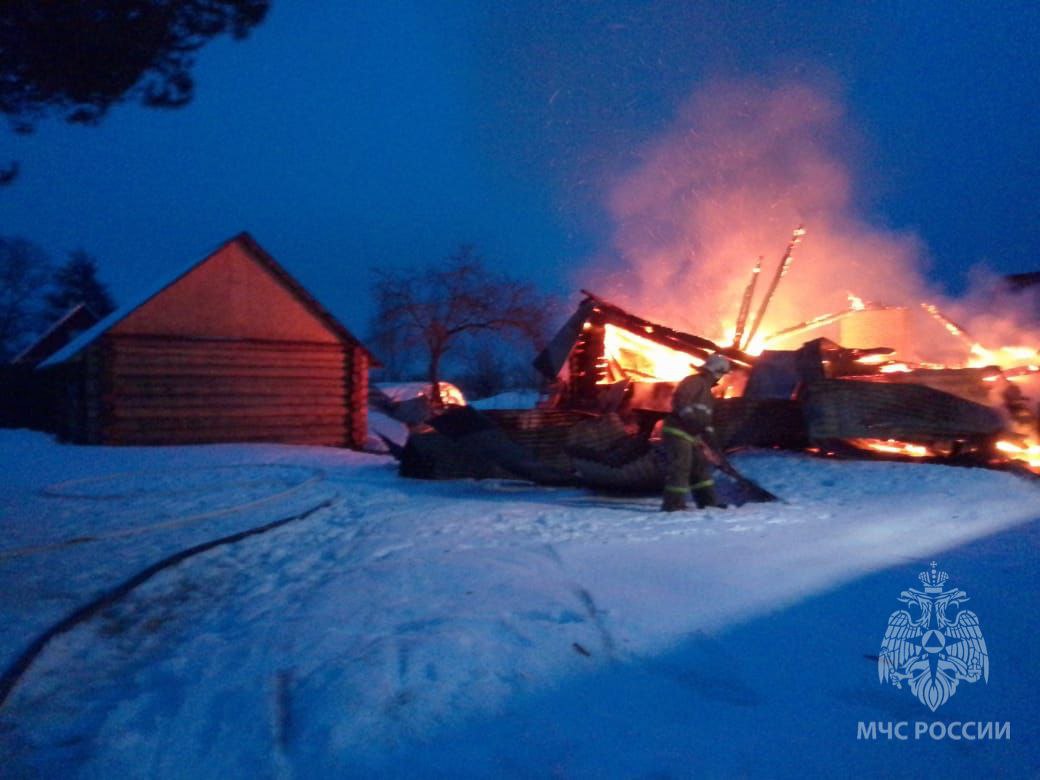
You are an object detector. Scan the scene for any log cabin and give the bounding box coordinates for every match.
[38,233,375,448]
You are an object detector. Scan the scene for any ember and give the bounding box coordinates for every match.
[847,439,933,458]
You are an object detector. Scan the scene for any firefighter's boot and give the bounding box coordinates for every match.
[661,490,688,512]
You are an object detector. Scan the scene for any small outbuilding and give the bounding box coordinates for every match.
[11,304,101,368]
[40,233,375,448]
[1,304,102,430]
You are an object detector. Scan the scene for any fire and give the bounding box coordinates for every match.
[855,353,888,365]
[967,343,1040,371]
[722,323,767,356]
[995,438,1040,471]
[848,438,934,458]
[743,334,768,357]
[879,363,912,373]
[600,323,703,383]
[921,302,1039,374]
[847,293,866,311]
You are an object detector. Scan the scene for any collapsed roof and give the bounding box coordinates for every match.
[534,290,754,387]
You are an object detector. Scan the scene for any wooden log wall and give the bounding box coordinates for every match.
[565,319,607,407]
[345,345,369,449]
[97,334,353,446]
[802,379,1005,442]
[54,345,105,444]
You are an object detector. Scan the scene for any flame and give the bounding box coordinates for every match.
[728,324,769,357]
[995,438,1040,471]
[855,354,888,365]
[921,302,1039,374]
[743,334,768,356]
[847,438,934,458]
[722,323,766,356]
[600,323,704,383]
[847,293,866,311]
[967,343,1040,371]
[879,362,912,373]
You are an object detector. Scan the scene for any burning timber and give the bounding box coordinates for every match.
[393,286,1036,496]
[532,290,754,410]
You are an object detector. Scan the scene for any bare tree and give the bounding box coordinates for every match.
[0,237,52,360]
[367,314,419,383]
[371,245,550,406]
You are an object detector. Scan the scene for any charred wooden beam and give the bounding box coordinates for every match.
[578,290,754,367]
[762,304,900,346]
[732,256,762,349]
[920,302,977,348]
[742,226,805,351]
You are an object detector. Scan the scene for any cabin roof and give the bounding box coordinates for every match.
[11,303,99,366]
[40,232,377,368]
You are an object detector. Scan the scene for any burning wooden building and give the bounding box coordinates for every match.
[533,291,1012,466]
[399,226,1037,485]
[534,291,754,411]
[38,233,375,448]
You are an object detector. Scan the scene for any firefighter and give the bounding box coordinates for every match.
[661,353,731,511]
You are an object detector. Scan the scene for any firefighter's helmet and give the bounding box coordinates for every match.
[702,353,732,377]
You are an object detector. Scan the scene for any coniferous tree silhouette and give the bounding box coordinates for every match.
[0,1,270,181]
[44,250,116,324]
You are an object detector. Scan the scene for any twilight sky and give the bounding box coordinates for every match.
[1,1,1037,336]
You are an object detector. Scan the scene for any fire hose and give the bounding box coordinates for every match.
[0,497,336,709]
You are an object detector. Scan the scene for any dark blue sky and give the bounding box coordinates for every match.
[2,1,1037,335]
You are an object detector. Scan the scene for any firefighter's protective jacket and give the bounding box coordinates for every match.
[663,371,716,440]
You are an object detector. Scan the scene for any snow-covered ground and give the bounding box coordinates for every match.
[1,429,1039,777]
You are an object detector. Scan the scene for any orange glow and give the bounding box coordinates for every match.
[743,335,767,356]
[847,438,933,458]
[995,438,1040,472]
[967,343,1040,371]
[722,322,767,356]
[855,353,888,365]
[920,302,1039,375]
[583,285,1040,476]
[600,323,704,383]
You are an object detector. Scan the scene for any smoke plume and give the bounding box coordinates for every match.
[587,78,933,346]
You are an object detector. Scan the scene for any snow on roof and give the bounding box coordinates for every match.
[10,303,98,365]
[38,253,201,368]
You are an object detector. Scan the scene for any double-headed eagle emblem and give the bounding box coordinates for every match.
[879,562,989,711]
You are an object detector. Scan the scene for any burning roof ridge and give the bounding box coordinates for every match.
[579,289,754,366]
